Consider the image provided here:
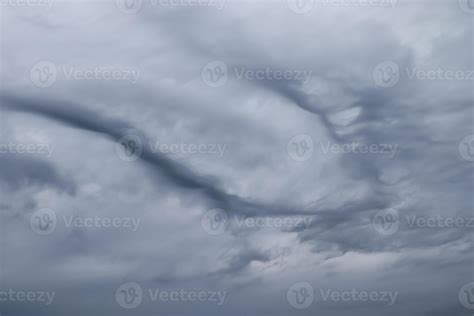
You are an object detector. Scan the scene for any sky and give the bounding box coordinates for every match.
[0,0,473,315]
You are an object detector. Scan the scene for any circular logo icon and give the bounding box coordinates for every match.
[287,282,314,309]
[372,208,400,236]
[30,208,57,235]
[115,0,143,14]
[458,134,474,162]
[459,0,474,14]
[201,60,228,88]
[287,0,315,14]
[116,282,143,309]
[116,134,144,162]
[287,134,314,162]
[201,208,229,235]
[373,61,400,88]
[30,61,57,88]
[459,282,474,309]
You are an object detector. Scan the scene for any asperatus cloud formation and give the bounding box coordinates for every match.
[0,0,473,315]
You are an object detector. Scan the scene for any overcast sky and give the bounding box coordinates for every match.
[0,0,473,315]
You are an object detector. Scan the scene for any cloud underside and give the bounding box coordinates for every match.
[0,1,473,315]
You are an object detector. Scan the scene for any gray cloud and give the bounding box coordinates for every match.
[0,1,473,315]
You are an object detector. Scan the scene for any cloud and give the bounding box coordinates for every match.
[0,1,472,315]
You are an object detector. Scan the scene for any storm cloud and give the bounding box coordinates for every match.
[0,1,473,315]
